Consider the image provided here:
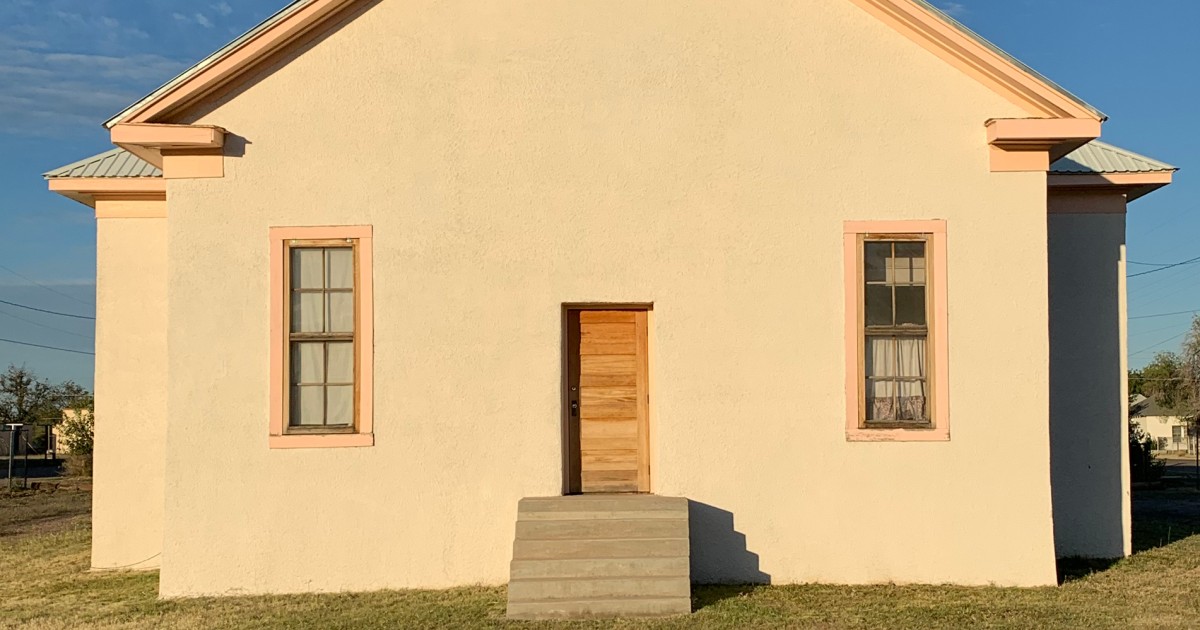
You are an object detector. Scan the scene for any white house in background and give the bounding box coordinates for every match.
[1131,394,1194,452]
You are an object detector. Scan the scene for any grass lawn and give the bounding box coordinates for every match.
[2,486,1199,629]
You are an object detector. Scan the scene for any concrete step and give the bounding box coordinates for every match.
[516,518,687,541]
[513,537,689,561]
[510,556,690,580]
[519,495,688,513]
[507,495,692,619]
[519,508,686,521]
[509,575,690,602]
[506,596,692,620]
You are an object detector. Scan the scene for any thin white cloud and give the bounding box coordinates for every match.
[213,2,234,17]
[941,2,968,17]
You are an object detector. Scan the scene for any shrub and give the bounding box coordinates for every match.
[60,409,94,457]
[64,454,93,478]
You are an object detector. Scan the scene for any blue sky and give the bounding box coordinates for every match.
[0,0,1196,389]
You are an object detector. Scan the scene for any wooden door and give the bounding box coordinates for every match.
[567,309,650,493]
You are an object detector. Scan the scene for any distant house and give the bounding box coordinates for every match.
[50,408,92,456]
[42,0,1177,615]
[1131,394,1194,452]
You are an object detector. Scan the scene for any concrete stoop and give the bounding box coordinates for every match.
[506,495,692,619]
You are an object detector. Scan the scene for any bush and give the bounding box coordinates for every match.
[1129,421,1166,483]
[64,454,92,478]
[59,409,94,457]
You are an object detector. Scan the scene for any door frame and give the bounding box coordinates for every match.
[560,303,653,495]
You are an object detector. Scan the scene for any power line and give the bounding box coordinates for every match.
[0,298,94,320]
[1130,309,1200,321]
[0,305,93,341]
[0,263,91,306]
[1130,330,1191,357]
[1128,255,1200,279]
[0,337,94,356]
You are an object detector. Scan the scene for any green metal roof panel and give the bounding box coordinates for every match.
[1052,141,1176,175]
[43,148,162,179]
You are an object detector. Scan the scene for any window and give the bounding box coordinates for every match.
[270,226,373,449]
[844,221,949,442]
[1173,425,1184,445]
[288,245,356,431]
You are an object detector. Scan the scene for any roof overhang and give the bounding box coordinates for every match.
[105,0,360,128]
[46,177,167,209]
[986,118,1102,172]
[846,0,1104,120]
[105,0,1103,131]
[111,123,227,179]
[1048,170,1176,202]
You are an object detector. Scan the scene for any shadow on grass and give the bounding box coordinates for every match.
[691,584,768,612]
[1058,484,1200,584]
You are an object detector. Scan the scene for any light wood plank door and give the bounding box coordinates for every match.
[567,309,650,494]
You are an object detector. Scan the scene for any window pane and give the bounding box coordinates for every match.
[328,292,355,333]
[291,386,324,426]
[292,292,325,333]
[865,285,893,326]
[894,242,925,284]
[865,242,889,283]
[865,336,929,424]
[895,286,927,326]
[865,377,896,423]
[327,342,354,384]
[291,342,325,384]
[896,337,927,379]
[327,248,354,289]
[292,248,325,289]
[326,386,354,426]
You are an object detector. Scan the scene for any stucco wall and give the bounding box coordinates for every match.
[159,0,1057,595]
[1047,204,1130,559]
[93,212,168,570]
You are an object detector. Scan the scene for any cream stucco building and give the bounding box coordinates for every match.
[45,0,1175,610]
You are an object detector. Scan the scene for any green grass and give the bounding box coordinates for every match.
[2,488,1199,629]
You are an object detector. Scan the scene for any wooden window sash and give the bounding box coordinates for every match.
[283,239,360,435]
[858,234,935,430]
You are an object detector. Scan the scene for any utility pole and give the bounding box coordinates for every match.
[5,424,20,491]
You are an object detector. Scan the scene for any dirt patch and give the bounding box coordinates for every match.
[0,487,92,538]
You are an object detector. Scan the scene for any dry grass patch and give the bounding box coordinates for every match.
[2,488,1199,629]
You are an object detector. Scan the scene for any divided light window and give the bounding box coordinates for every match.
[862,236,931,428]
[286,241,357,433]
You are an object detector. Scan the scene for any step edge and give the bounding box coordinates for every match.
[509,575,691,584]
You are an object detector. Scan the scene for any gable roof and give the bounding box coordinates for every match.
[905,0,1102,120]
[1052,141,1177,175]
[43,148,162,179]
[104,0,1103,129]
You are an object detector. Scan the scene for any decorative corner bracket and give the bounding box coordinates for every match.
[111,123,227,179]
[986,118,1101,173]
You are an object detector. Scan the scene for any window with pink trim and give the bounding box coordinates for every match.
[269,226,373,449]
[844,221,949,442]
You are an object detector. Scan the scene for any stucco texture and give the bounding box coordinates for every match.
[1047,205,1130,559]
[155,0,1057,595]
[93,212,168,570]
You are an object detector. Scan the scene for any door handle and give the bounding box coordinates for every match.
[570,400,579,417]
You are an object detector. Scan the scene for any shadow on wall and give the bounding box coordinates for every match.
[688,500,770,585]
[224,134,251,158]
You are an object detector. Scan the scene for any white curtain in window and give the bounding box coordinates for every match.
[866,337,928,422]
